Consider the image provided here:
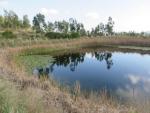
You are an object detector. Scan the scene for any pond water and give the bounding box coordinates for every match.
[35,49,150,100]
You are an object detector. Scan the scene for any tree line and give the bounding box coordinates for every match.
[32,13,115,37]
[0,10,148,38]
[0,10,30,30]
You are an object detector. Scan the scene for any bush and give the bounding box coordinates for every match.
[1,30,16,39]
[45,32,80,39]
[70,32,80,38]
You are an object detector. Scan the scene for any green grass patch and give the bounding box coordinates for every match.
[16,55,54,74]
[0,78,53,113]
[15,47,75,75]
[0,79,27,113]
[15,45,150,75]
[20,47,65,56]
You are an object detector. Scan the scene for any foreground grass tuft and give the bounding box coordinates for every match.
[1,37,150,113]
[15,55,54,74]
[0,78,64,113]
[0,79,27,113]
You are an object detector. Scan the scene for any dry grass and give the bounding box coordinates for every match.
[1,37,150,113]
[1,36,150,48]
[0,77,65,113]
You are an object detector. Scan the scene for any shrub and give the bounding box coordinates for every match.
[1,30,16,39]
[70,32,80,38]
[45,32,80,39]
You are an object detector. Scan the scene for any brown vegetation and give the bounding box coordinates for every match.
[0,37,150,113]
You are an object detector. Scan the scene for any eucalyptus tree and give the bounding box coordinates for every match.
[99,23,105,36]
[54,21,62,32]
[69,18,77,32]
[76,23,81,33]
[45,22,54,32]
[94,25,100,36]
[105,17,114,36]
[0,16,4,29]
[61,20,69,33]
[92,22,105,36]
[87,30,91,37]
[76,23,86,36]
[32,13,46,33]
[79,24,86,36]
[91,28,95,37]
[54,20,69,33]
[23,15,30,29]
[68,18,87,36]
[3,10,20,29]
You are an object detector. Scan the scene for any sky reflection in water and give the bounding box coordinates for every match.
[45,51,150,100]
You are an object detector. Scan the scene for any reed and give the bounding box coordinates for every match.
[1,36,150,48]
[0,37,149,113]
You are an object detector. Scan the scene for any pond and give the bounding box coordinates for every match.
[33,48,150,100]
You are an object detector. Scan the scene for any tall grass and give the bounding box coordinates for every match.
[1,36,150,48]
[0,77,65,113]
[0,79,24,113]
[1,37,150,113]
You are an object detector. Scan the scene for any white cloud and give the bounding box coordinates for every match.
[127,74,150,93]
[85,12,100,20]
[116,74,150,100]
[128,75,140,85]
[40,8,59,16]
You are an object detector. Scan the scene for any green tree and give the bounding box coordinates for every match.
[94,23,105,36]
[78,24,86,36]
[91,28,95,37]
[0,16,4,29]
[76,23,85,35]
[54,21,65,33]
[23,15,30,29]
[3,10,20,29]
[105,17,114,36]
[61,20,69,33]
[69,18,86,36]
[69,18,77,32]
[54,20,69,33]
[94,25,100,36]
[32,13,46,33]
[99,23,105,36]
[45,22,54,32]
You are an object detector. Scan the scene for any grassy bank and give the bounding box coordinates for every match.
[1,37,150,113]
[14,37,150,76]
[0,77,65,113]
[16,55,54,74]
[15,45,150,76]
[1,36,150,48]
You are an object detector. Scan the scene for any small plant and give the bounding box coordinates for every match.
[2,30,16,39]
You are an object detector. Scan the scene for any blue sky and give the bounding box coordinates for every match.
[0,0,150,32]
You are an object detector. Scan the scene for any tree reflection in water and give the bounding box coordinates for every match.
[50,51,113,72]
[94,52,113,69]
[50,53,85,72]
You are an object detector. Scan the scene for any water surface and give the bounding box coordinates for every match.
[37,49,150,100]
